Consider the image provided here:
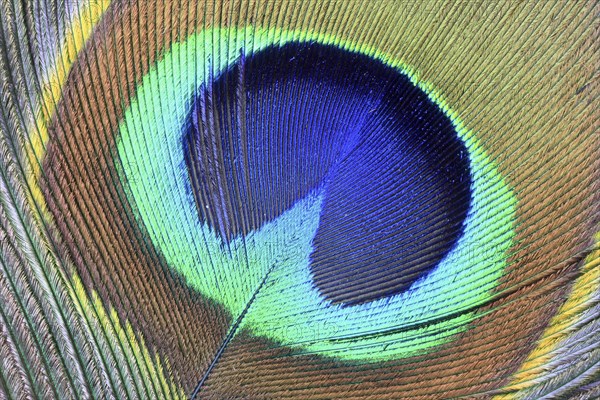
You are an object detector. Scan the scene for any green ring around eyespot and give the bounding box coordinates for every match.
[116,26,517,361]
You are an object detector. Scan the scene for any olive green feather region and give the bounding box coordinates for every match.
[116,27,516,361]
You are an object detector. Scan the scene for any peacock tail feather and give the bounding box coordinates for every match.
[0,0,598,399]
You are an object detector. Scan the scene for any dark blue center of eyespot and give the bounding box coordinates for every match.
[183,42,472,306]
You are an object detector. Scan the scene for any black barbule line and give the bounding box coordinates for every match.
[183,42,472,306]
[190,262,278,399]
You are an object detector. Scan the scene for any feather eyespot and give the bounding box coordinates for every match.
[117,28,516,361]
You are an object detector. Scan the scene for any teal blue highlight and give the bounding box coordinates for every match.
[116,27,517,361]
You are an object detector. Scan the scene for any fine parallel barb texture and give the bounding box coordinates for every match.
[0,1,598,399]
